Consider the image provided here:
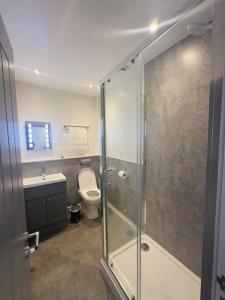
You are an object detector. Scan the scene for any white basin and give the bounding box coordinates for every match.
[23,173,66,189]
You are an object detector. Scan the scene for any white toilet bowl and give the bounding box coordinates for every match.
[78,168,101,219]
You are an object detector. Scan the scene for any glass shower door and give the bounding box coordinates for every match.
[102,58,140,300]
[139,1,213,299]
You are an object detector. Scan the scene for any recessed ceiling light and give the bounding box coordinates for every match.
[89,83,93,88]
[149,21,159,34]
[34,69,39,74]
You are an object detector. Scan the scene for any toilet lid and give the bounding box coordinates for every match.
[78,168,97,190]
[86,190,99,197]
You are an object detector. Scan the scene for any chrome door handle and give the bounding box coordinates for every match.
[23,231,39,258]
[105,168,113,186]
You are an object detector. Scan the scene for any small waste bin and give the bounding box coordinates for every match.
[70,204,81,223]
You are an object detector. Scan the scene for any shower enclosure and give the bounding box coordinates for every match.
[100,0,225,299]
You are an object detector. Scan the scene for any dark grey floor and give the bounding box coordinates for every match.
[30,217,115,300]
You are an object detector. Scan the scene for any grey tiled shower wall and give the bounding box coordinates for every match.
[106,157,138,225]
[22,155,100,205]
[107,32,211,277]
[144,32,211,276]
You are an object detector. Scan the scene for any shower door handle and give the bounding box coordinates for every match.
[105,168,113,186]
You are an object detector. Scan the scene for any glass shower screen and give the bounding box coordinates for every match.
[140,1,213,299]
[102,58,141,300]
[101,1,214,299]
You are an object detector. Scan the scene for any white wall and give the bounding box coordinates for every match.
[16,81,100,162]
[105,65,138,163]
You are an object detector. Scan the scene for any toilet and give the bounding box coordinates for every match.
[78,167,101,219]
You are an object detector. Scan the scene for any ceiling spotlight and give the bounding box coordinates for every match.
[149,20,159,34]
[89,83,93,88]
[34,69,39,74]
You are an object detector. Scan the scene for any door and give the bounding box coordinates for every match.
[140,1,213,299]
[216,139,225,300]
[200,0,225,299]
[212,2,225,299]
[0,15,31,300]
[102,58,142,300]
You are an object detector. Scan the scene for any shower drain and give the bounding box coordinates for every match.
[141,242,150,252]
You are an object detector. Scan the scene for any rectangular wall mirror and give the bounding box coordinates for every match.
[25,121,51,151]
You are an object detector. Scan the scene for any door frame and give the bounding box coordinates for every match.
[201,0,225,299]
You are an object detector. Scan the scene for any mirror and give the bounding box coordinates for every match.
[25,121,52,151]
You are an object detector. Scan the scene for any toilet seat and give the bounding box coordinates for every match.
[78,188,101,202]
[78,168,98,191]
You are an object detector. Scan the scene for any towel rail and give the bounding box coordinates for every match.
[63,125,90,129]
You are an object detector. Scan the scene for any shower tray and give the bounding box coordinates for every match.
[108,234,201,300]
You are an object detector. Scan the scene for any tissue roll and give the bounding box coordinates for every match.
[118,170,128,179]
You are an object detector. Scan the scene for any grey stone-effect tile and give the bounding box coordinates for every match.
[30,217,115,300]
[106,157,138,225]
[144,32,211,276]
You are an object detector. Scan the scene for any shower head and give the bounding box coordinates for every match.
[187,21,212,36]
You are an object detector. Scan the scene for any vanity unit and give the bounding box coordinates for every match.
[23,173,67,238]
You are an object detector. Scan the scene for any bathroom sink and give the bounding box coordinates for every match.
[23,173,66,189]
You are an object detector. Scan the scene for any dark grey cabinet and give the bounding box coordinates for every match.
[47,194,67,224]
[25,197,47,232]
[24,181,67,237]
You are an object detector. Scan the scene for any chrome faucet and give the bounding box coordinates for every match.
[42,167,46,180]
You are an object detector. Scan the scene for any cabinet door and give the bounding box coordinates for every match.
[46,194,67,224]
[25,198,47,232]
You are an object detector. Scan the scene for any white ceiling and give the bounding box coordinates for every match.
[0,0,197,97]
